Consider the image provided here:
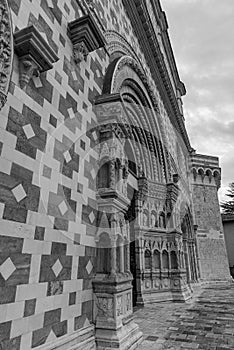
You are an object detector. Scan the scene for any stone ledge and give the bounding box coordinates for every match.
[36,325,95,350]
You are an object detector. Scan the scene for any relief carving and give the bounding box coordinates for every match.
[97,297,113,318]
[0,0,13,110]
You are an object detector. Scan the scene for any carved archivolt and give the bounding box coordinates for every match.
[0,0,13,110]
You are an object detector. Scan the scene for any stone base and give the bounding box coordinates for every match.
[37,326,95,350]
[197,234,231,281]
[138,286,192,304]
[95,317,143,350]
[172,284,192,302]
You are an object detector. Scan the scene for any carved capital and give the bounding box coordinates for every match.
[18,59,39,89]
[68,13,106,64]
[73,41,89,64]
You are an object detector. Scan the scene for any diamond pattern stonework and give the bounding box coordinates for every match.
[23,124,35,139]
[58,201,68,216]
[12,184,27,202]
[64,151,72,163]
[86,260,93,275]
[0,258,16,280]
[89,211,95,223]
[52,259,63,277]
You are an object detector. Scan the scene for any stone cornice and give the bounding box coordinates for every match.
[68,13,106,63]
[122,0,192,151]
[14,25,59,89]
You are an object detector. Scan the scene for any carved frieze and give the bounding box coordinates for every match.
[147,181,167,199]
[0,0,13,110]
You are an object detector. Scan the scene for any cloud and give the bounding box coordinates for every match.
[162,0,234,200]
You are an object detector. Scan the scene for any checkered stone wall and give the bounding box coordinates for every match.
[0,0,110,348]
[0,0,194,349]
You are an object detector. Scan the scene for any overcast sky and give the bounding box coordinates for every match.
[162,0,234,202]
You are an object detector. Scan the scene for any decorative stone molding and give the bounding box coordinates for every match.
[14,25,58,89]
[190,152,221,189]
[68,13,106,64]
[0,0,14,110]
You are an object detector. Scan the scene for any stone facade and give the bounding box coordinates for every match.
[222,214,234,277]
[0,0,230,349]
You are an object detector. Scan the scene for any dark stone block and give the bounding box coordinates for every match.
[47,281,63,296]
[40,0,55,24]
[8,81,15,95]
[49,114,57,128]
[0,236,23,254]
[0,321,11,342]
[8,0,21,15]
[74,315,86,331]
[44,308,61,327]
[74,233,80,245]
[0,286,16,304]
[77,183,83,193]
[24,298,36,317]
[59,34,66,47]
[3,206,27,224]
[53,218,69,231]
[69,292,76,306]
[88,86,99,104]
[32,326,51,348]
[39,255,72,283]
[50,2,62,25]
[42,165,52,179]
[0,336,21,350]
[0,254,31,287]
[35,226,45,241]
[63,56,85,96]
[25,84,44,107]
[64,3,70,14]
[82,300,93,322]
[51,242,67,255]
[55,71,62,84]
[53,320,67,338]
[80,140,86,150]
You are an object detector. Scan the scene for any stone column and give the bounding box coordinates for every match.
[110,159,115,189]
[183,239,192,283]
[111,238,117,276]
[126,243,130,272]
[120,243,124,273]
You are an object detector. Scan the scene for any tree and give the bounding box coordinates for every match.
[221,182,234,214]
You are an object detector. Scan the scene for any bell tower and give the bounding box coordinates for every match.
[190,153,230,281]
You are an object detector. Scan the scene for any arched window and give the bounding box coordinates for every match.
[143,210,149,227]
[153,250,160,269]
[159,212,166,228]
[98,162,110,188]
[144,250,151,270]
[151,211,157,227]
[97,233,111,274]
[170,251,178,269]
[162,250,169,269]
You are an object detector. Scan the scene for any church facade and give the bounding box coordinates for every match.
[0,0,230,349]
